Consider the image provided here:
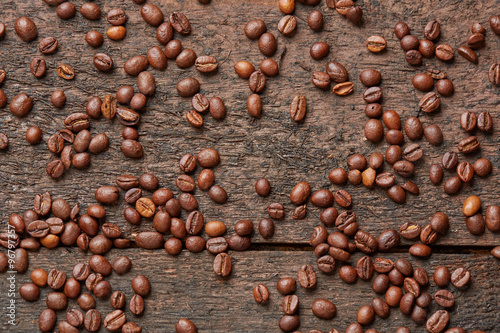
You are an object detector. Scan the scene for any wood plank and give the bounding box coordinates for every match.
[0,0,499,247]
[1,248,499,332]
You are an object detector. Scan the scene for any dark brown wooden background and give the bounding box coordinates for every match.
[0,0,499,331]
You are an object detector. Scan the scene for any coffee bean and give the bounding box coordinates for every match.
[277,277,296,295]
[458,45,478,63]
[458,136,480,154]
[434,289,455,307]
[374,172,395,189]
[326,62,348,82]
[434,266,450,287]
[116,175,139,190]
[186,110,203,128]
[335,210,358,236]
[460,111,477,131]
[373,258,393,274]
[466,212,485,235]
[424,20,440,40]
[308,10,324,30]
[196,169,214,191]
[234,61,255,79]
[412,73,434,91]
[39,308,57,332]
[377,229,400,252]
[486,205,500,232]
[404,117,423,140]
[401,35,419,51]
[15,16,37,41]
[10,92,33,117]
[165,11,189,36]
[426,310,449,333]
[253,284,269,304]
[332,81,354,95]
[409,243,431,257]
[213,253,231,277]
[177,77,200,97]
[83,308,101,331]
[279,315,300,332]
[57,64,75,80]
[244,19,267,39]
[312,299,336,319]
[257,218,274,238]
[363,86,383,103]
[443,176,461,195]
[247,94,262,118]
[278,15,297,36]
[346,6,363,25]
[176,49,197,69]
[348,169,362,185]
[356,256,374,280]
[399,292,415,315]
[394,21,410,39]
[419,92,440,113]
[424,124,443,145]
[129,294,145,315]
[312,71,330,89]
[208,97,226,120]
[477,111,493,132]
[385,285,403,307]
[419,39,436,58]
[436,79,454,96]
[335,0,354,15]
[491,15,500,35]
[124,56,149,76]
[140,3,163,26]
[467,32,485,49]
[359,69,381,87]
[310,41,329,60]
[258,32,277,56]
[298,264,317,288]
[456,161,474,183]
[288,95,307,121]
[197,148,220,167]
[492,246,500,259]
[430,212,449,234]
[436,44,454,61]
[442,151,458,170]
[367,35,387,52]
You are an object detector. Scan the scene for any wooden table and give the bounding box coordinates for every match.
[0,0,499,331]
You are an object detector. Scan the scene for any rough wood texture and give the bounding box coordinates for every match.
[0,0,499,331]
[1,249,499,332]
[1,0,499,247]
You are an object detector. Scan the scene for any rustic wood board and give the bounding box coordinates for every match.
[1,0,499,247]
[1,248,499,332]
[0,0,499,331]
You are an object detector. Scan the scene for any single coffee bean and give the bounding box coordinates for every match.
[436,79,454,96]
[394,21,410,39]
[434,289,455,307]
[365,119,384,142]
[466,213,485,235]
[426,310,449,333]
[298,264,317,288]
[491,15,500,35]
[84,309,101,331]
[412,73,434,91]
[213,253,231,277]
[326,62,348,82]
[458,136,480,154]
[356,256,374,280]
[335,0,354,15]
[477,111,493,132]
[424,20,440,40]
[289,95,307,121]
[456,161,474,183]
[311,189,334,207]
[176,49,197,69]
[310,42,330,60]
[129,294,145,315]
[419,92,440,113]
[258,218,275,238]
[460,111,477,131]
[367,35,387,52]
[332,81,354,95]
[312,299,336,319]
[177,77,200,97]
[57,64,75,80]
[312,71,330,89]
[39,308,57,332]
[486,205,500,232]
[467,32,485,49]
[424,124,443,146]
[278,15,297,36]
[442,151,458,170]
[363,86,383,103]
[141,3,163,26]
[308,10,324,30]
[404,117,423,140]
[258,32,277,56]
[377,229,400,252]
[434,266,450,287]
[436,44,454,61]
[444,176,462,195]
[401,35,419,51]
[253,284,269,304]
[15,16,37,41]
[373,258,393,274]
[245,19,267,39]
[419,39,436,58]
[346,6,363,25]
[458,45,478,63]
[170,12,190,35]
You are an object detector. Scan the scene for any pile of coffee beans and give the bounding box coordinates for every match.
[1,0,499,332]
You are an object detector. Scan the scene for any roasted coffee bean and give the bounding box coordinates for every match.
[135,231,163,249]
[279,315,300,332]
[15,16,37,41]
[436,44,454,61]
[10,93,33,117]
[170,12,190,35]
[278,15,297,36]
[486,205,500,232]
[204,221,226,237]
[460,111,477,131]
[39,308,57,332]
[146,46,167,70]
[434,289,455,308]
[382,110,401,130]
[426,310,449,333]
[406,49,423,65]
[19,283,40,302]
[363,86,383,103]
[373,274,390,294]
[419,39,436,58]
[244,19,267,39]
[332,81,354,95]
[401,35,419,51]
[424,125,443,146]
[326,62,348,82]
[467,32,485,49]
[234,219,253,237]
[268,202,285,219]
[399,221,420,239]
[247,94,262,118]
[121,140,143,159]
[373,258,393,274]
[213,253,231,277]
[177,77,200,97]
[258,32,277,56]
[489,62,500,85]
[38,37,58,54]
[477,111,493,132]
[312,71,331,89]
[356,256,373,280]
[436,79,454,96]
[84,309,101,331]
[191,94,209,115]
[393,160,415,177]
[57,64,75,80]
[124,56,149,76]
[308,10,324,30]
[377,229,400,252]
[335,210,358,236]
[249,71,267,93]
[140,3,163,26]
[412,73,434,91]
[298,264,316,288]
[443,176,461,195]
[348,169,362,185]
[253,284,269,304]
[176,49,197,69]
[329,168,348,185]
[442,151,458,170]
[456,161,474,183]
[205,237,228,254]
[367,35,387,52]
[458,136,480,154]
[209,97,226,120]
[137,71,156,96]
[129,294,145,315]
[458,45,478,63]
[424,20,440,40]
[355,230,377,254]
[346,6,363,25]
[404,117,423,140]
[394,21,410,39]
[186,110,203,128]
[419,92,440,113]
[310,41,330,60]
[311,299,336,320]
[28,220,50,238]
[66,308,84,327]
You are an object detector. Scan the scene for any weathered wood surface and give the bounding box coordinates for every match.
[0,0,499,331]
[1,249,499,332]
[0,0,499,247]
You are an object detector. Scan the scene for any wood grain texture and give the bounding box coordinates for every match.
[1,248,499,332]
[0,0,499,247]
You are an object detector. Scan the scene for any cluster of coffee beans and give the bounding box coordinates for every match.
[46,124,109,178]
[324,0,363,26]
[254,255,473,332]
[311,61,353,97]
[457,22,488,64]
[20,259,150,332]
[462,196,500,237]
